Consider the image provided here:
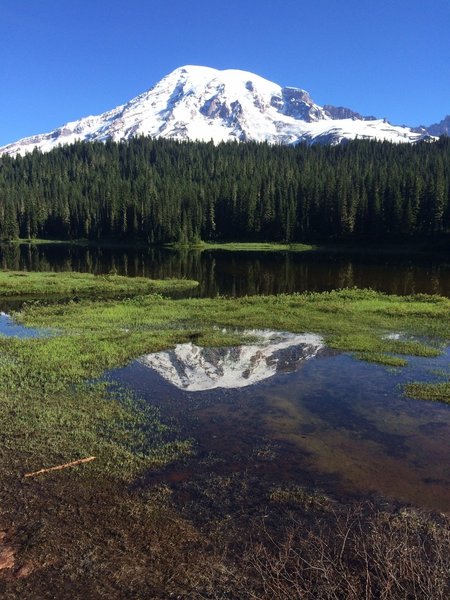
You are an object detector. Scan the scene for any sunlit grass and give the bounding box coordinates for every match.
[0,270,198,297]
[14,288,449,367]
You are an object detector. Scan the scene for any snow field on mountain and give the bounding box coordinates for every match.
[0,65,430,157]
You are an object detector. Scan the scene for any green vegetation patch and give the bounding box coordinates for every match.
[0,270,198,297]
[404,382,450,403]
[0,275,200,595]
[0,276,204,505]
[175,241,315,252]
[2,284,445,499]
[2,287,446,475]
[0,374,191,481]
[355,352,408,367]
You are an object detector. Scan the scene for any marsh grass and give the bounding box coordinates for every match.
[404,382,450,403]
[201,241,315,252]
[429,368,450,378]
[1,278,450,597]
[165,241,315,251]
[355,352,408,367]
[9,288,448,385]
[0,275,201,597]
[16,287,450,340]
[0,270,198,297]
[269,485,332,511]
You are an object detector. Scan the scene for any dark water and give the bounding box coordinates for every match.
[1,242,450,297]
[108,341,450,512]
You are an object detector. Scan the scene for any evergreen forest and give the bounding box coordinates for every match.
[0,136,449,243]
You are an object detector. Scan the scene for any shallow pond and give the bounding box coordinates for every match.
[107,333,450,512]
[0,312,49,338]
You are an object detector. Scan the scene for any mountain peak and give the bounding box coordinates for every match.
[0,65,435,157]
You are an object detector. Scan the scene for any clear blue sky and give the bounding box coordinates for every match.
[1,0,449,146]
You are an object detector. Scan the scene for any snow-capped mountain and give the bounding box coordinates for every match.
[413,115,450,137]
[0,65,435,157]
[139,330,325,391]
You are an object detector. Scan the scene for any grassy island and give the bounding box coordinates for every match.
[165,241,316,252]
[0,270,198,297]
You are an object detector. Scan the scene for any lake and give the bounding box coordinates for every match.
[1,242,449,297]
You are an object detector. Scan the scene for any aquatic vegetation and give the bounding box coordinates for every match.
[0,284,445,484]
[0,276,199,596]
[404,382,450,403]
[269,485,331,510]
[429,368,450,378]
[355,352,408,367]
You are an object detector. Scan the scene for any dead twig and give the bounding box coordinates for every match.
[24,456,96,478]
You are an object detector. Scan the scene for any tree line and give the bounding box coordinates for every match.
[0,136,448,243]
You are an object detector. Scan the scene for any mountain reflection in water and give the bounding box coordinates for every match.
[139,330,325,391]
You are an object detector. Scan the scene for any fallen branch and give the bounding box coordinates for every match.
[24,456,96,478]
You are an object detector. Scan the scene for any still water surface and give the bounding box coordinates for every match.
[0,312,46,338]
[1,242,449,297]
[108,336,450,512]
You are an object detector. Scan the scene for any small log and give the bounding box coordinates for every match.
[24,456,96,478]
